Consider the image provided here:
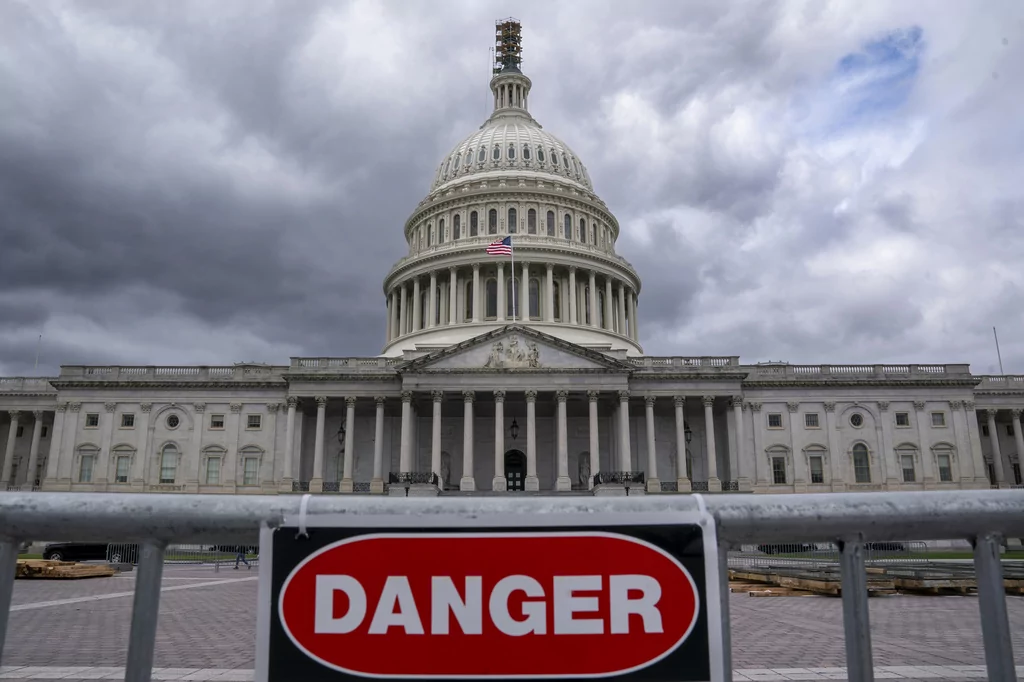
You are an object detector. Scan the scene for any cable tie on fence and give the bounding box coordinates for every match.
[692,492,711,528]
[296,493,312,540]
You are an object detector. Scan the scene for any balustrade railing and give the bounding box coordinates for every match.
[291,481,309,492]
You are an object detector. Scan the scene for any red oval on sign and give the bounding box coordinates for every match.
[278,531,700,678]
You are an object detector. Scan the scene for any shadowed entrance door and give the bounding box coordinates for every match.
[504,450,526,491]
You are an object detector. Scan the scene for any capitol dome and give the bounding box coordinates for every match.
[381,27,643,358]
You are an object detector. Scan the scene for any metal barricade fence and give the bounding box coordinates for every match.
[105,543,259,569]
[0,490,1022,682]
[729,540,930,570]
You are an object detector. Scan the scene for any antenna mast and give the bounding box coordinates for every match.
[994,326,1005,374]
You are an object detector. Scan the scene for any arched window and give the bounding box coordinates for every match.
[160,444,178,484]
[485,278,498,318]
[563,214,572,239]
[852,443,871,483]
[507,208,517,234]
[419,227,425,250]
[579,218,586,242]
[562,152,569,168]
[438,218,445,244]
[477,148,486,163]
[453,154,460,171]
[527,208,537,234]
[470,211,478,237]
[465,149,472,166]
[464,281,474,321]
[597,290,606,327]
[551,149,559,166]
[453,214,461,240]
[537,147,545,163]
[426,223,433,246]
[584,285,591,325]
[443,158,450,177]
[523,145,531,161]
[506,277,521,318]
[546,211,555,236]
[553,282,562,320]
[492,145,500,161]
[488,209,498,234]
[529,278,540,318]
[507,144,516,161]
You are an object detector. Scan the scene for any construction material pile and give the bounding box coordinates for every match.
[16,559,116,579]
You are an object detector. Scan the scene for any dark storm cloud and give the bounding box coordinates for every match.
[1,0,1023,376]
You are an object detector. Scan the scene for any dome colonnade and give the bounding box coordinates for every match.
[381,60,642,356]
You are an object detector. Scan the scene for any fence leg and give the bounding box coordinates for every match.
[0,540,18,666]
[839,538,874,682]
[125,540,166,682]
[973,533,1017,681]
[717,539,733,682]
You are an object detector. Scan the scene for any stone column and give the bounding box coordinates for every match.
[43,404,66,487]
[385,294,392,343]
[428,272,438,328]
[371,396,385,493]
[913,401,935,482]
[282,397,297,489]
[390,291,399,341]
[493,390,507,491]
[226,403,243,491]
[2,410,20,485]
[188,403,205,491]
[674,396,691,491]
[340,396,356,492]
[964,401,989,485]
[448,268,458,325]
[412,278,422,331]
[94,402,117,486]
[131,404,149,488]
[618,391,631,471]
[748,402,765,486]
[875,401,893,485]
[627,291,638,340]
[587,390,600,489]
[58,403,81,484]
[588,270,598,327]
[496,262,506,322]
[520,262,530,321]
[431,391,443,483]
[703,396,721,492]
[984,410,1006,485]
[310,396,327,492]
[617,283,627,335]
[787,402,805,489]
[545,264,555,322]
[472,264,481,322]
[525,390,539,491]
[604,278,614,330]
[732,396,748,490]
[1011,409,1024,483]
[568,267,578,325]
[556,390,571,491]
[23,411,44,490]
[399,391,413,474]
[645,396,659,492]
[461,391,476,491]
[823,402,844,491]
[399,283,408,336]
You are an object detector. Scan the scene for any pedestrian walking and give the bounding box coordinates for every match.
[234,545,250,569]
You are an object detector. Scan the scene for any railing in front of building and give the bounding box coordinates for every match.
[749,363,973,379]
[976,374,1024,388]
[0,377,56,393]
[0,490,1020,682]
[54,365,284,382]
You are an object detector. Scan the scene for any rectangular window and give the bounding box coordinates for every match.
[987,463,995,485]
[930,412,946,427]
[809,456,824,483]
[767,413,782,428]
[79,455,94,483]
[120,413,135,428]
[243,457,259,486]
[210,414,225,429]
[246,414,262,430]
[115,456,130,483]
[804,413,819,428]
[895,412,910,427]
[85,413,99,428]
[1012,464,1022,486]
[205,457,221,485]
[160,454,176,484]
[901,455,916,483]
[772,457,786,484]
[937,454,953,482]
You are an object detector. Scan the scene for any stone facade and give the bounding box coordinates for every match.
[2,36,1023,497]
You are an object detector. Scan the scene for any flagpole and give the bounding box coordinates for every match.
[510,237,517,322]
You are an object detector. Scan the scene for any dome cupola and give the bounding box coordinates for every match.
[381,19,643,357]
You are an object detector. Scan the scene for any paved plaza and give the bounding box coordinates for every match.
[3,565,1023,680]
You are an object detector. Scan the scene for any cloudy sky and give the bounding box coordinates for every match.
[1,0,1022,377]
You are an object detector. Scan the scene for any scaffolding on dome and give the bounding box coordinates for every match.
[493,17,522,73]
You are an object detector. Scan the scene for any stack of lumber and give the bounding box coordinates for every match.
[729,566,896,597]
[16,559,115,579]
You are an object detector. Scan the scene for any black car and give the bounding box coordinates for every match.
[42,542,138,563]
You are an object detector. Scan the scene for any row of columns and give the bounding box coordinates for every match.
[385,264,640,343]
[980,407,1024,486]
[1,410,47,488]
[294,392,723,493]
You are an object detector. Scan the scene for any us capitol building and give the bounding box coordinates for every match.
[1,21,1023,498]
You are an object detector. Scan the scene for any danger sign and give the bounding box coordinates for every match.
[256,514,722,682]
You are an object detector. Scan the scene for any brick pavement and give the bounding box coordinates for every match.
[4,568,1023,671]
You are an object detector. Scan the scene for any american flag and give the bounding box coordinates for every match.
[486,235,513,255]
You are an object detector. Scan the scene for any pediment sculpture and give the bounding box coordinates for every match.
[483,335,541,369]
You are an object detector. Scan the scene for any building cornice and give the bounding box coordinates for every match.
[48,380,288,390]
[743,378,981,389]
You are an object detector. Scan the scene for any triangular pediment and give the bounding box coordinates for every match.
[399,325,632,373]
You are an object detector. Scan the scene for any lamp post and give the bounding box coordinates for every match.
[509,417,519,441]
